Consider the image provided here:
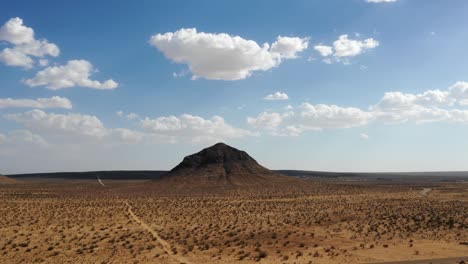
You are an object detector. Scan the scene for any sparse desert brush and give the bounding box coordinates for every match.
[0,179,466,263]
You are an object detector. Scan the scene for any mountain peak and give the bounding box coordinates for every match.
[169,142,257,172]
[159,143,294,187]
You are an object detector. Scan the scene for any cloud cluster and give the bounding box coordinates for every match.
[270,36,309,59]
[5,109,253,146]
[314,35,379,63]
[371,82,468,124]
[248,104,372,136]
[0,17,118,90]
[116,111,140,120]
[0,130,48,147]
[150,28,309,80]
[141,114,253,142]
[0,17,59,68]
[0,96,72,109]
[264,92,289,101]
[24,60,119,90]
[248,82,468,136]
[6,109,109,138]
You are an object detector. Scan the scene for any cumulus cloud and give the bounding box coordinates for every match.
[0,17,34,45]
[6,109,253,145]
[333,35,379,57]
[0,130,48,147]
[247,112,285,131]
[264,91,289,101]
[370,82,468,124]
[248,103,372,136]
[0,96,72,109]
[448,81,468,104]
[149,28,309,80]
[117,111,140,120]
[314,45,333,57]
[141,114,254,142]
[314,35,379,64]
[249,81,468,136]
[6,109,109,138]
[5,110,149,146]
[0,17,59,68]
[270,36,309,59]
[24,60,118,90]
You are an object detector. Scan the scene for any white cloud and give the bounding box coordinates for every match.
[314,45,333,57]
[248,103,372,136]
[6,109,254,145]
[448,81,468,103]
[0,17,34,45]
[323,58,333,64]
[249,82,468,136]
[247,112,285,131]
[149,28,308,80]
[0,17,59,68]
[39,59,48,66]
[111,128,145,143]
[116,110,139,120]
[270,36,309,59]
[370,83,468,124]
[24,60,118,90]
[0,130,48,147]
[116,110,140,120]
[360,133,369,139]
[264,91,289,101]
[366,0,398,3]
[314,35,379,64]
[125,113,139,120]
[0,96,72,109]
[6,110,151,145]
[0,48,33,67]
[141,114,253,142]
[333,35,379,57]
[372,90,454,111]
[6,109,109,138]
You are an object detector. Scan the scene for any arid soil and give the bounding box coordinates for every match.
[0,179,466,264]
[0,175,17,184]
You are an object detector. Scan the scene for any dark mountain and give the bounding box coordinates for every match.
[159,142,299,187]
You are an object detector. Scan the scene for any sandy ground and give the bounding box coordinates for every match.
[0,178,466,263]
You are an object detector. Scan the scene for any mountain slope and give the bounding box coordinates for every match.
[158,142,298,187]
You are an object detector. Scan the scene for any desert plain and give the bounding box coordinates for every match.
[0,177,466,264]
[0,144,467,264]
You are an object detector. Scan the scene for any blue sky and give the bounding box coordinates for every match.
[1,0,468,173]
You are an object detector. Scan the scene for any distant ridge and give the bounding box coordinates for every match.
[158,142,299,187]
[8,171,166,180]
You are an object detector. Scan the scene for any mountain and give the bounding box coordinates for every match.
[158,142,299,187]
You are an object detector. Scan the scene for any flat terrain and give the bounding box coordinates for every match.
[0,177,467,263]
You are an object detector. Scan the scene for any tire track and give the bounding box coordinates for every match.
[420,188,432,197]
[96,177,190,264]
[124,201,191,264]
[96,175,106,186]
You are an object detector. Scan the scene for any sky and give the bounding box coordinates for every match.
[1,0,468,174]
